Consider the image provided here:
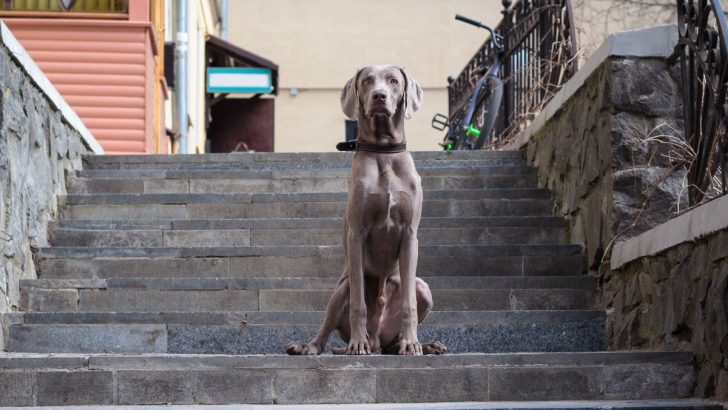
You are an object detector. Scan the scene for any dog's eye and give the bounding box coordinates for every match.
[361,78,371,86]
[390,78,399,85]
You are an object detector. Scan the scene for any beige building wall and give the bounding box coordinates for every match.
[227,0,690,153]
[228,0,506,152]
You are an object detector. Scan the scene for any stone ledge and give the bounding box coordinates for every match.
[505,24,678,151]
[0,20,103,154]
[611,194,728,269]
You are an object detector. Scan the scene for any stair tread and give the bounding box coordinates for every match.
[20,276,597,290]
[0,351,693,368]
[52,216,567,230]
[40,244,583,257]
[77,165,536,179]
[85,151,524,159]
[16,310,607,324]
[62,189,552,205]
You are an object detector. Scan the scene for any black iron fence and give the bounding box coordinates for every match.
[671,0,728,204]
[447,0,578,147]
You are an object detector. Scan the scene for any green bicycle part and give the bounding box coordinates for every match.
[445,142,454,151]
[466,124,481,137]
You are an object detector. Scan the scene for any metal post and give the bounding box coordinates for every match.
[220,0,229,40]
[500,0,513,134]
[175,0,189,154]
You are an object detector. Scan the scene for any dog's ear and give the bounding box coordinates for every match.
[340,68,362,120]
[399,67,423,119]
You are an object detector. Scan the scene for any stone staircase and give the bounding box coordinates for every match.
[0,151,717,407]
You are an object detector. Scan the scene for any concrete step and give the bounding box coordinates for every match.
[82,151,525,169]
[0,351,696,405]
[40,244,583,259]
[87,402,716,410]
[69,174,539,194]
[6,310,605,354]
[0,400,718,410]
[77,164,536,180]
[39,249,584,279]
[61,198,555,220]
[86,151,525,161]
[49,225,567,247]
[13,309,605,325]
[21,287,595,313]
[21,275,598,291]
[61,189,552,205]
[52,216,567,230]
[84,158,528,171]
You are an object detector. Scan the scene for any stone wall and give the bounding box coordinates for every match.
[604,229,728,400]
[515,26,728,401]
[0,34,95,347]
[523,57,686,270]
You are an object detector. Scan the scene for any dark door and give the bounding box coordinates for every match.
[208,98,274,152]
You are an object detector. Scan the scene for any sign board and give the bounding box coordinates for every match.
[207,68,273,94]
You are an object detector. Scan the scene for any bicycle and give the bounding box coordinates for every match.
[433,14,505,151]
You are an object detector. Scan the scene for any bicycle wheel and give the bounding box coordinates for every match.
[472,77,503,150]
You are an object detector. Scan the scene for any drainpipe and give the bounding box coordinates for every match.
[220,0,228,40]
[175,0,189,154]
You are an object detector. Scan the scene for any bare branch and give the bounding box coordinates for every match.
[0,229,12,242]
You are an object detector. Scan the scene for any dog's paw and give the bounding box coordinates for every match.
[286,341,321,355]
[346,337,372,355]
[422,341,447,355]
[398,338,423,356]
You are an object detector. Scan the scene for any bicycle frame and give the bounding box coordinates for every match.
[462,59,502,134]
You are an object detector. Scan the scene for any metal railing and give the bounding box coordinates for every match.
[671,0,728,204]
[447,0,578,147]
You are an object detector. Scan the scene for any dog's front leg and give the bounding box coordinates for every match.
[398,227,422,355]
[346,225,371,355]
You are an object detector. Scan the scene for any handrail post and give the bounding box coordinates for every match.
[500,0,514,136]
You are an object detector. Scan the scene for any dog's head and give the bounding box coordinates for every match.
[341,65,423,121]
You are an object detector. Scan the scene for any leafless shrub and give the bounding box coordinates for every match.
[599,122,690,263]
[572,0,676,59]
[484,35,581,149]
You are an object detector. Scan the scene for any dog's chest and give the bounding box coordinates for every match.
[367,168,419,226]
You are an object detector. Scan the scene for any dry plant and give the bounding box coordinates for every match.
[600,120,727,264]
[597,122,690,263]
[571,0,676,59]
[481,30,581,149]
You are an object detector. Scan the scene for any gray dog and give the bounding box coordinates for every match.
[287,65,447,356]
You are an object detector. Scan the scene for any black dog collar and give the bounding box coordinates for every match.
[336,141,407,153]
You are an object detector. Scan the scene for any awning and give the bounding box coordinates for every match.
[206,35,279,95]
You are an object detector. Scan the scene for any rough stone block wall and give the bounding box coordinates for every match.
[605,231,728,400]
[0,43,91,345]
[524,57,685,270]
[523,55,728,400]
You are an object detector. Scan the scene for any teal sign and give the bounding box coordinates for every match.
[207,67,273,93]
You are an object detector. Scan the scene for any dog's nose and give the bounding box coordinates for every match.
[372,91,387,102]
